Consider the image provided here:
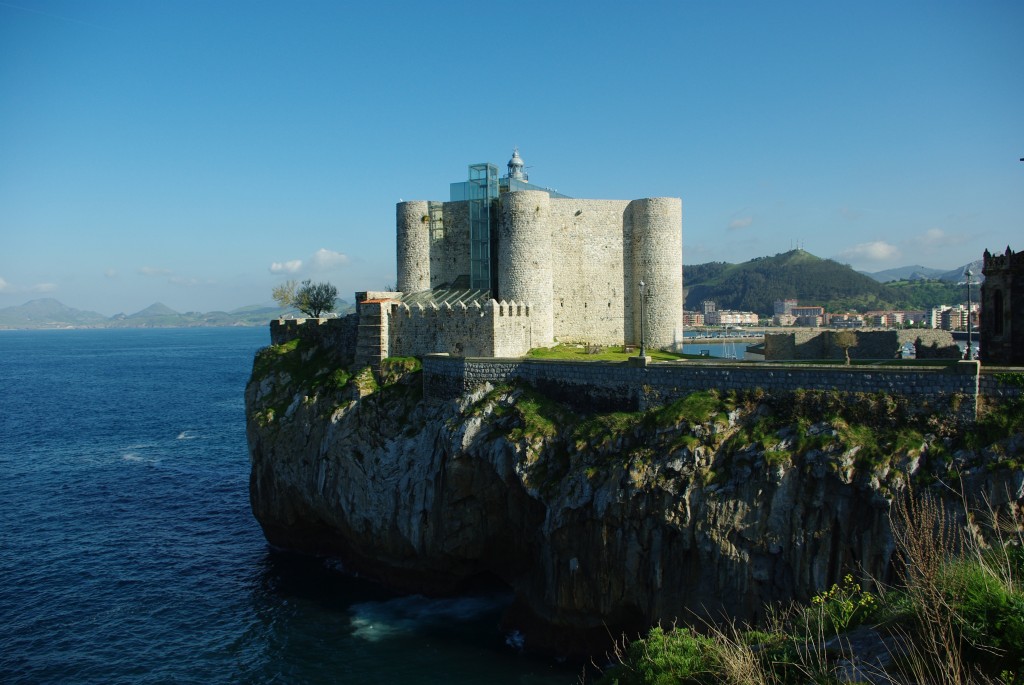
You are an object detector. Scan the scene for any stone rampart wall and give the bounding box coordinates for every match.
[269,316,358,366]
[423,356,981,421]
[765,329,958,360]
[978,369,1024,401]
[388,300,533,358]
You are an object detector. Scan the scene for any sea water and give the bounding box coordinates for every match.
[0,328,575,684]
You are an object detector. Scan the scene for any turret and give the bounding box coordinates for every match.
[630,197,683,349]
[396,201,431,293]
[499,190,553,347]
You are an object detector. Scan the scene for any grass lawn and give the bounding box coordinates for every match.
[526,344,697,362]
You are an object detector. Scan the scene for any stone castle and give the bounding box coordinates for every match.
[347,150,683,367]
[980,245,1024,365]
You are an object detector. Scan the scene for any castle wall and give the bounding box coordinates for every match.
[433,201,471,289]
[546,198,632,345]
[388,300,533,358]
[269,315,358,367]
[631,197,684,349]
[764,329,957,360]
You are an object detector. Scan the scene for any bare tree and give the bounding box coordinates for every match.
[272,280,298,309]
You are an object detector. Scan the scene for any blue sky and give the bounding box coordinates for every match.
[1,0,1021,315]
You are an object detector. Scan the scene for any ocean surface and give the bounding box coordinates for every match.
[0,328,578,684]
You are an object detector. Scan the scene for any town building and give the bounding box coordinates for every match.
[774,299,798,316]
[831,313,864,328]
[705,309,759,326]
[791,306,825,327]
[682,311,705,327]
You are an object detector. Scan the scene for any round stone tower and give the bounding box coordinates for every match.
[499,190,553,347]
[631,197,683,349]
[396,200,431,293]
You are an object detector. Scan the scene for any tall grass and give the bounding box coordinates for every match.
[592,488,1024,685]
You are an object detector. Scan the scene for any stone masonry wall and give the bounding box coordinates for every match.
[631,197,684,349]
[500,191,554,347]
[388,300,533,358]
[545,198,632,346]
[423,356,982,422]
[434,201,471,289]
[395,193,682,352]
[978,368,1024,401]
[765,329,958,360]
[396,201,431,293]
[269,316,358,367]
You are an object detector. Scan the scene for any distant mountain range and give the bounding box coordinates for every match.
[684,250,976,314]
[4,253,979,328]
[0,298,354,330]
[861,260,984,284]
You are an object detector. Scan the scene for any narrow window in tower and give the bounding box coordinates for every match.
[994,290,1004,336]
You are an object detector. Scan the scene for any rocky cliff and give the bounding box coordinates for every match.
[245,338,1024,655]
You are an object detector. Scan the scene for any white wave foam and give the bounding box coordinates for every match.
[176,430,199,440]
[348,594,509,642]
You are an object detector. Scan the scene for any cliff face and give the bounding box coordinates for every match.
[245,342,1024,654]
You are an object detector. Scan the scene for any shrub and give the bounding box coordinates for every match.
[806,574,878,635]
[598,626,718,685]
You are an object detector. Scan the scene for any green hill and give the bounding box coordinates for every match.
[684,250,972,315]
[684,250,895,314]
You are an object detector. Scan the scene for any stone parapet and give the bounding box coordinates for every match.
[269,315,358,367]
[765,329,958,361]
[423,356,982,421]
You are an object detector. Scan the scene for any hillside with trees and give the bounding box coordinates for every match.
[684,250,969,314]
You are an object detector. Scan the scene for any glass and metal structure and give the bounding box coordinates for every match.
[468,163,498,290]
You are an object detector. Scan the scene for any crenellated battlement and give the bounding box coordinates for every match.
[983,245,1024,272]
[389,299,532,321]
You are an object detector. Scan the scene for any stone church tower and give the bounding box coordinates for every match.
[980,246,1024,365]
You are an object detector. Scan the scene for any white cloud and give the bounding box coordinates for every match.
[269,248,350,275]
[0,277,57,294]
[104,268,118,279]
[839,206,864,220]
[837,241,902,262]
[270,259,303,274]
[918,228,966,248]
[169,277,203,286]
[310,248,350,271]
[728,217,753,230]
[138,266,173,277]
